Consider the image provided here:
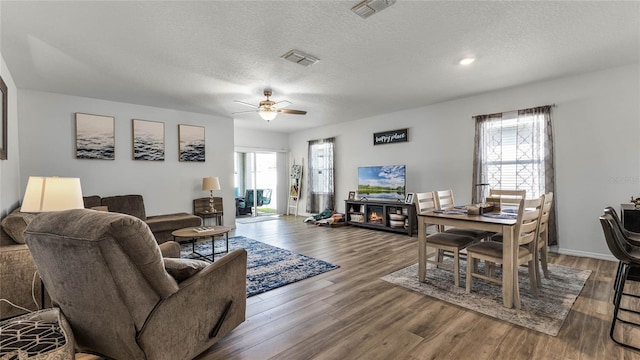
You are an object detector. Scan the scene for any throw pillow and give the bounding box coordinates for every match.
[164,258,209,282]
[1,211,37,244]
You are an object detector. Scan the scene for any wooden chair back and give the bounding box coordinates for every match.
[414,192,437,214]
[538,192,553,237]
[515,195,544,248]
[435,189,455,210]
[487,189,526,211]
[489,189,526,198]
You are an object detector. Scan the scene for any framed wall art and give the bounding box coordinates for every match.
[405,192,414,204]
[75,113,115,160]
[132,119,165,161]
[0,75,7,160]
[178,124,205,162]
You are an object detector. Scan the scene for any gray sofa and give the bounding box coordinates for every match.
[0,194,201,319]
[83,194,201,243]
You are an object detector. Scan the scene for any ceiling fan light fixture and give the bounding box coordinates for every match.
[259,108,278,122]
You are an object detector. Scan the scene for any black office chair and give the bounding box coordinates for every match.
[599,213,640,351]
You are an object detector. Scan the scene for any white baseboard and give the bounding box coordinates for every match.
[550,246,616,262]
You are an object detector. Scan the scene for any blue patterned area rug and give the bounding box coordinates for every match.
[180,236,339,297]
[381,261,591,336]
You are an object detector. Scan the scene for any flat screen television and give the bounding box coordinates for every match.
[357,165,406,201]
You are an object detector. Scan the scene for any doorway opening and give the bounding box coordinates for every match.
[234,152,278,217]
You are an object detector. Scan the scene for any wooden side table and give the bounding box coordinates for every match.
[171,226,231,262]
[196,210,223,226]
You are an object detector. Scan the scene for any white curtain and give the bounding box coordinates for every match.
[307,137,335,213]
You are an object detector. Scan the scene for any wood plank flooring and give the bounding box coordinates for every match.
[77,215,640,359]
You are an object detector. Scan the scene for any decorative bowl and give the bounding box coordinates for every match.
[389,214,405,221]
[389,220,405,227]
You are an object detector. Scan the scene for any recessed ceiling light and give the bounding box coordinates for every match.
[459,57,476,66]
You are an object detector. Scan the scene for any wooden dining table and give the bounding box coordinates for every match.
[417,210,519,308]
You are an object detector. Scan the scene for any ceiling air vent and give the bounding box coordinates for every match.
[351,0,396,19]
[281,50,319,67]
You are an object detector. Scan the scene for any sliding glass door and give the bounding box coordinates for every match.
[234,152,277,217]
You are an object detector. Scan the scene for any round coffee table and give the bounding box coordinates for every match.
[171,226,231,262]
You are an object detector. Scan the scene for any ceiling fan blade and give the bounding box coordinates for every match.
[233,100,259,108]
[274,100,292,108]
[231,109,259,114]
[278,109,307,115]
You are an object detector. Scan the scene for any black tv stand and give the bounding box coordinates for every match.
[345,199,416,236]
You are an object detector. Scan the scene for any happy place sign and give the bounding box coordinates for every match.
[373,128,408,145]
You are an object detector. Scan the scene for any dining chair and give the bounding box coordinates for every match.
[535,192,554,286]
[488,189,527,241]
[414,191,475,287]
[599,213,640,351]
[604,206,640,245]
[487,188,526,213]
[603,206,640,301]
[434,189,492,241]
[465,195,544,310]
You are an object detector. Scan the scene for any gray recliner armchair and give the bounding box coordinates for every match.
[24,209,247,360]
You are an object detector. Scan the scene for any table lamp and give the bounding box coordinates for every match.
[202,176,221,212]
[21,176,84,212]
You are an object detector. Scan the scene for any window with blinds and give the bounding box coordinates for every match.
[478,112,547,198]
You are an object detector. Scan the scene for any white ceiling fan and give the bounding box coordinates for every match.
[233,89,307,122]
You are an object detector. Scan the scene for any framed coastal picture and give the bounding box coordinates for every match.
[178,124,205,162]
[75,112,115,160]
[132,119,165,161]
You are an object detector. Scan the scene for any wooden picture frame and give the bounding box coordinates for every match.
[178,124,205,162]
[75,113,115,160]
[132,119,165,161]
[0,75,7,160]
[348,191,356,200]
[405,192,414,204]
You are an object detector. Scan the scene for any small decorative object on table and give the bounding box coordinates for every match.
[631,196,640,209]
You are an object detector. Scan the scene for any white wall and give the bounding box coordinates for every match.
[18,90,237,225]
[0,54,21,217]
[289,64,640,259]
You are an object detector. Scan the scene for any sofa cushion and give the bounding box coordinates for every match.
[146,213,201,233]
[1,210,37,244]
[83,195,102,208]
[101,195,146,220]
[163,258,209,282]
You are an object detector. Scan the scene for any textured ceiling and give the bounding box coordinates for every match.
[1,1,639,133]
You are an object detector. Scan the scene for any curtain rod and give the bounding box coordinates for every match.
[473,104,556,119]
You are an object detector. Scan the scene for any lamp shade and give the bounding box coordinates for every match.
[21,176,84,212]
[202,177,221,191]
